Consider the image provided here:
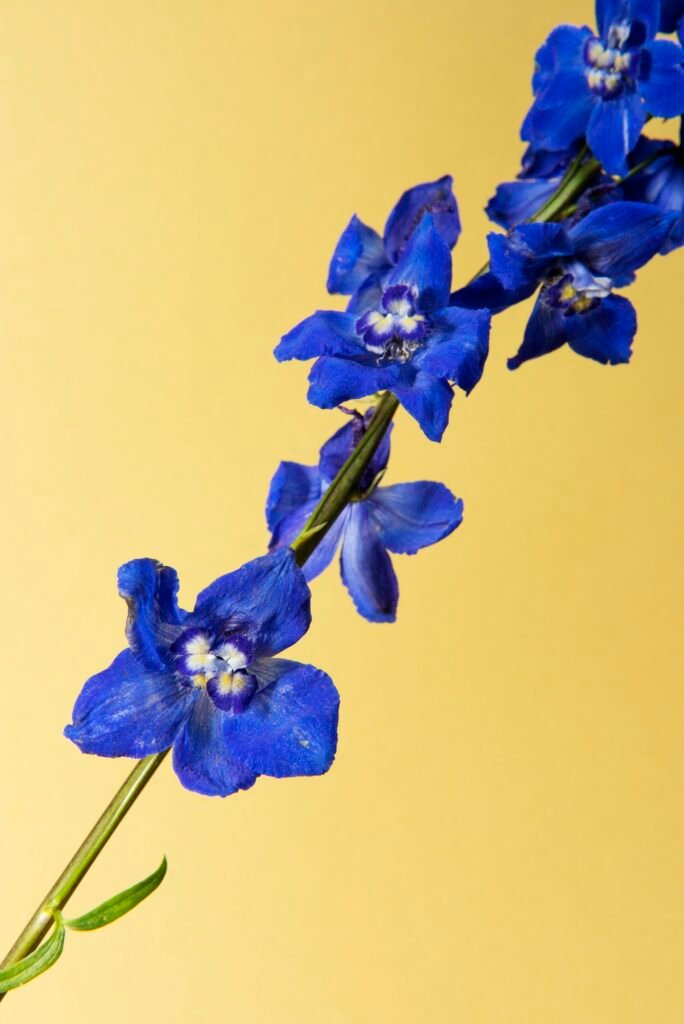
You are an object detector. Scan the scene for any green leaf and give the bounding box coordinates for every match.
[0,917,65,992]
[64,856,167,931]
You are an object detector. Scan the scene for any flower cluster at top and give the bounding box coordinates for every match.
[65,0,684,798]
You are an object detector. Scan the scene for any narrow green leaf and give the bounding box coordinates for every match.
[0,917,65,992]
[64,856,167,931]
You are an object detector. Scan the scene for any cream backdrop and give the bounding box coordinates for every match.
[1,1,683,1021]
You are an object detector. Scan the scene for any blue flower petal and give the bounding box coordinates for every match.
[392,372,454,442]
[489,223,572,291]
[487,176,560,229]
[565,293,636,363]
[172,691,258,797]
[306,355,400,408]
[194,549,311,659]
[507,295,567,369]
[491,146,586,230]
[368,482,464,554]
[450,272,536,314]
[386,215,452,313]
[568,201,676,282]
[346,273,384,314]
[640,39,684,118]
[339,503,398,622]
[597,0,658,42]
[275,311,363,362]
[64,649,192,757]
[222,662,339,778]
[532,26,592,109]
[266,461,322,547]
[327,215,388,295]
[586,92,645,176]
[524,88,596,152]
[299,510,348,581]
[117,559,188,673]
[625,146,684,252]
[522,26,595,150]
[267,498,342,583]
[417,307,490,394]
[318,410,392,487]
[383,176,461,263]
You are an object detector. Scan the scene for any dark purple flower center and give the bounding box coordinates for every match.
[584,26,641,98]
[542,260,613,315]
[355,284,430,363]
[171,627,257,714]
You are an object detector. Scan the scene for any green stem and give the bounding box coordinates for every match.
[0,752,167,1000]
[527,146,601,224]
[0,141,607,999]
[291,391,400,565]
[463,148,602,287]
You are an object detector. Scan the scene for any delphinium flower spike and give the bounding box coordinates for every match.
[8,0,684,1002]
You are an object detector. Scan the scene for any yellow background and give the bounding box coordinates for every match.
[1,1,682,1021]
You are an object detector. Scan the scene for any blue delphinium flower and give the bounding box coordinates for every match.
[522,0,684,175]
[65,550,339,797]
[476,201,676,368]
[266,410,464,623]
[621,128,684,252]
[327,176,461,308]
[275,215,491,442]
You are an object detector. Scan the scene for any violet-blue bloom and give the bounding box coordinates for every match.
[275,215,491,442]
[266,410,464,623]
[455,201,674,367]
[65,550,339,797]
[327,176,461,308]
[522,0,684,175]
